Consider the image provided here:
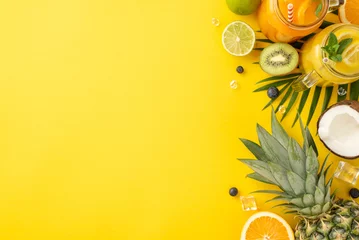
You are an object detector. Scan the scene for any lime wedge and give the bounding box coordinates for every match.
[222,21,255,56]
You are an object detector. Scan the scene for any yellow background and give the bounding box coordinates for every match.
[0,1,355,239]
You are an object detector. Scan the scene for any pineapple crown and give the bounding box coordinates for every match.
[239,109,335,218]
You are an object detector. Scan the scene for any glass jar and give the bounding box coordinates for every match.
[257,0,343,43]
[292,24,359,92]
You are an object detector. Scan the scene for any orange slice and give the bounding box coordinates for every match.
[339,0,359,24]
[240,212,294,240]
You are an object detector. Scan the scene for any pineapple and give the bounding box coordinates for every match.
[239,110,359,240]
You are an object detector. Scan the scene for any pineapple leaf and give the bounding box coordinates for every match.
[311,204,323,215]
[326,177,333,188]
[285,211,299,214]
[298,113,309,153]
[303,194,315,206]
[240,160,278,184]
[272,203,297,209]
[300,207,312,215]
[268,162,295,195]
[305,128,318,156]
[305,174,317,195]
[265,196,288,203]
[323,163,333,178]
[247,173,276,185]
[318,154,330,177]
[298,114,318,156]
[305,147,319,194]
[322,202,331,212]
[318,174,325,195]
[292,89,310,127]
[306,147,319,175]
[287,171,306,195]
[306,86,322,126]
[315,187,325,205]
[271,108,289,148]
[290,198,305,207]
[257,124,290,169]
[287,138,306,179]
[239,138,270,162]
[325,185,331,203]
[331,189,337,201]
[251,190,293,198]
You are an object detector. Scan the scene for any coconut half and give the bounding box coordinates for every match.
[318,100,359,159]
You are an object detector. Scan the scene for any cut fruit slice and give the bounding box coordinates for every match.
[318,100,359,159]
[339,0,359,24]
[343,43,359,66]
[259,43,299,76]
[222,21,255,56]
[296,0,312,25]
[241,211,294,240]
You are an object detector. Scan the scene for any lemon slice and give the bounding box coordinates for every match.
[343,44,359,66]
[241,211,294,240]
[222,21,255,56]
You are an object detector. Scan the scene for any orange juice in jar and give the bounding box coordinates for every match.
[258,0,344,43]
[292,24,359,91]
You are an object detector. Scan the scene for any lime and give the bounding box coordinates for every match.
[222,21,255,56]
[226,0,261,15]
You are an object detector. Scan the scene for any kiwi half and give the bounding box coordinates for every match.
[259,43,299,76]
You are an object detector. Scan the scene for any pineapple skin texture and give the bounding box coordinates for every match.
[295,200,359,240]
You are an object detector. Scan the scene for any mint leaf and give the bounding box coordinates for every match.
[322,44,339,55]
[322,33,350,62]
[328,32,338,46]
[335,54,342,62]
[315,3,323,17]
[329,55,339,62]
[331,44,340,53]
[321,46,330,54]
[338,38,353,54]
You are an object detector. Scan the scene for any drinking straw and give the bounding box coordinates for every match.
[287,3,294,23]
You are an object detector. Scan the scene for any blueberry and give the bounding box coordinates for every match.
[267,87,280,99]
[350,188,359,198]
[236,66,244,74]
[229,187,238,197]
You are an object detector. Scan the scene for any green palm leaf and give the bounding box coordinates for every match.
[350,80,359,100]
[256,73,301,84]
[275,87,293,113]
[306,86,322,126]
[319,20,334,29]
[254,79,293,92]
[262,82,292,110]
[253,18,358,126]
[256,39,274,43]
[281,91,299,121]
[292,89,310,127]
[322,86,333,113]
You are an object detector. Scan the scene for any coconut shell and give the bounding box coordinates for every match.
[317,100,359,160]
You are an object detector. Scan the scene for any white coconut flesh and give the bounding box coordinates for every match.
[318,105,359,158]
